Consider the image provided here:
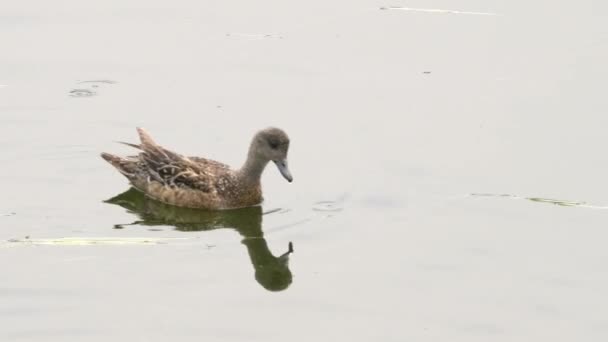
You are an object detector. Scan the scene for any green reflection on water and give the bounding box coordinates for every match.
[105,188,294,292]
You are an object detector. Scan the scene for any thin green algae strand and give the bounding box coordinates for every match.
[471,193,608,209]
[526,197,586,207]
[2,237,189,247]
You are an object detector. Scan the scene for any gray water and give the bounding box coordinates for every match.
[2,1,608,341]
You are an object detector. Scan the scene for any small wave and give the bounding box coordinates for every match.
[69,79,117,97]
[312,200,344,212]
[263,208,291,215]
[69,88,96,97]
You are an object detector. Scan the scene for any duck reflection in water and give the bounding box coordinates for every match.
[105,188,294,292]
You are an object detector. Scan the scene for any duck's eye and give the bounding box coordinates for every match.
[269,140,279,149]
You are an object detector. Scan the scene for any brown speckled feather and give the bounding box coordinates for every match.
[102,128,260,209]
[102,127,292,210]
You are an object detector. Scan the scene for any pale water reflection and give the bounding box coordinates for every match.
[105,188,294,292]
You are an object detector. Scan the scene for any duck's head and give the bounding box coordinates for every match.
[252,127,293,182]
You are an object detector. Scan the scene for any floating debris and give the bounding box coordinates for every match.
[3,237,189,247]
[380,6,498,16]
[77,80,117,84]
[470,193,608,209]
[471,193,514,198]
[526,197,587,207]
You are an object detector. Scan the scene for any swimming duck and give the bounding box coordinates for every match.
[101,127,292,209]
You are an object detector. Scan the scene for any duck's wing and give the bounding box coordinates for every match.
[135,128,234,190]
[103,128,232,193]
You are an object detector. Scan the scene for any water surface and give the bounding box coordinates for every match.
[2,0,608,341]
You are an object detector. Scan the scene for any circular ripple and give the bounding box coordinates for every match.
[312,201,343,212]
[69,88,96,97]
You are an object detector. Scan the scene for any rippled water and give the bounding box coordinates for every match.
[2,1,608,341]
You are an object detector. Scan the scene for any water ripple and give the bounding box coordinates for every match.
[312,200,344,212]
[69,79,117,98]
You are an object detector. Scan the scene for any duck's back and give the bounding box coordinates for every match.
[101,128,262,209]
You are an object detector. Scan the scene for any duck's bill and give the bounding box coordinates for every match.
[273,159,293,182]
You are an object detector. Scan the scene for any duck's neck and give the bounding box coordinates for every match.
[238,149,269,185]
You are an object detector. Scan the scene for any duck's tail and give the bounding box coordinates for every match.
[135,127,185,164]
[100,152,137,178]
[102,127,189,182]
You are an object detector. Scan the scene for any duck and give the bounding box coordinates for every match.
[101,127,292,210]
